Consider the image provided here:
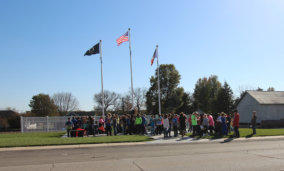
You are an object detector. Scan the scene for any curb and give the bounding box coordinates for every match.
[1,135,284,152]
[0,142,148,152]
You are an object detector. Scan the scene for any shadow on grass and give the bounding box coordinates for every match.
[245,134,254,138]
[177,136,193,141]
[210,135,222,140]
[208,134,229,140]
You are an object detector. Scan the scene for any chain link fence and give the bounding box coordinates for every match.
[20,116,102,132]
[21,116,67,132]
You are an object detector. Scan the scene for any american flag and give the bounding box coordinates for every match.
[116,31,129,46]
[151,48,157,66]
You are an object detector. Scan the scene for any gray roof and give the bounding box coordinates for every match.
[247,91,284,104]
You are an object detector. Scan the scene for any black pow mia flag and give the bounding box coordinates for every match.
[84,42,100,56]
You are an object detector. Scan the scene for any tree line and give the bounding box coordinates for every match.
[145,64,235,115]
[27,92,79,116]
[27,89,147,116]
[26,64,275,117]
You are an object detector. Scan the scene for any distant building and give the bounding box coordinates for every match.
[0,110,18,118]
[237,91,284,124]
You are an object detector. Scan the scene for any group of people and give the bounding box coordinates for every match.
[65,114,149,137]
[65,116,95,137]
[98,113,149,136]
[65,110,257,138]
[146,110,241,138]
[188,111,240,138]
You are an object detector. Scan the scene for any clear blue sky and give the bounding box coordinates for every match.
[1,0,284,112]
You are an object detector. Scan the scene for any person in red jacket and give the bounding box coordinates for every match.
[233,110,240,138]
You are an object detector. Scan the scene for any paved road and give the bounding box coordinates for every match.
[0,139,284,171]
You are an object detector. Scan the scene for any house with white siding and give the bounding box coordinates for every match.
[237,91,284,124]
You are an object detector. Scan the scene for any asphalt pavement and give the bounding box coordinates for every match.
[0,138,284,171]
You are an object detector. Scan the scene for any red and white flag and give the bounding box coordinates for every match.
[116,31,129,46]
[151,48,157,66]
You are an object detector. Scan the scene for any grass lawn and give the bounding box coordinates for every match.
[0,132,152,148]
[186,128,284,139]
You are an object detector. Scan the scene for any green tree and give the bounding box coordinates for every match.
[146,64,190,114]
[193,75,222,113]
[176,92,194,114]
[215,81,234,114]
[29,94,58,116]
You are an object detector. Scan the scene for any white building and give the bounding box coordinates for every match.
[237,91,284,124]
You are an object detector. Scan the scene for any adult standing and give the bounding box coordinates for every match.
[130,115,135,135]
[112,115,118,136]
[216,114,222,136]
[233,110,240,138]
[226,114,231,134]
[141,114,147,135]
[121,115,127,135]
[163,115,170,138]
[188,114,192,133]
[156,115,163,135]
[71,117,77,127]
[221,113,228,136]
[65,118,72,137]
[126,115,131,135]
[98,116,105,134]
[251,111,257,135]
[168,114,173,137]
[191,112,197,136]
[208,114,215,135]
[179,113,186,138]
[88,116,94,136]
[135,114,142,134]
[105,114,112,136]
[172,114,178,137]
[202,114,209,136]
[149,115,156,135]
[197,114,202,137]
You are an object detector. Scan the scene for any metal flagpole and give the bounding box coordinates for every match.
[99,40,105,119]
[128,28,135,110]
[156,45,162,115]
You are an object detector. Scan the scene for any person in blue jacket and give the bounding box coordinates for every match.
[172,114,178,137]
[221,113,228,136]
[141,115,146,135]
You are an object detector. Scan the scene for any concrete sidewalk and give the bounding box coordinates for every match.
[1,134,284,152]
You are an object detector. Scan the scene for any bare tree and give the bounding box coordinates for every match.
[52,92,79,115]
[121,95,133,113]
[131,88,146,112]
[94,90,120,112]
[112,94,121,112]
